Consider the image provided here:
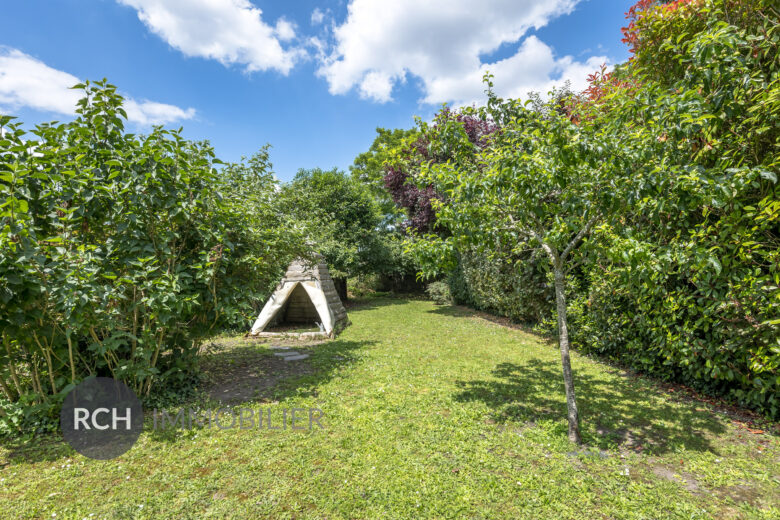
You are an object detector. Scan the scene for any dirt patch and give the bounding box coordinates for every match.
[714,483,764,507]
[242,336,329,348]
[200,341,317,404]
[651,465,703,493]
[595,425,661,454]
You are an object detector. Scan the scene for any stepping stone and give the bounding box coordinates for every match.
[283,354,309,361]
[269,345,290,350]
[274,351,300,357]
[566,449,609,459]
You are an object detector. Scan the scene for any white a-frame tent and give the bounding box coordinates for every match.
[249,256,349,338]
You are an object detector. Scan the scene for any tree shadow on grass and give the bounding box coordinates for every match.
[1,338,376,460]
[0,435,74,466]
[454,358,729,455]
[427,305,540,335]
[344,295,413,312]
[145,338,376,444]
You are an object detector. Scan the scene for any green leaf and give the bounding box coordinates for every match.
[758,170,777,183]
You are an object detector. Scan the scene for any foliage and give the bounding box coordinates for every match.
[384,109,497,233]
[277,168,384,282]
[345,275,380,298]
[371,231,422,291]
[347,128,425,290]
[449,246,551,324]
[2,299,778,518]
[425,281,453,305]
[566,0,780,416]
[415,96,639,274]
[0,81,301,434]
[350,126,418,222]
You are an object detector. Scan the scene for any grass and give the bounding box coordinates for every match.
[1,296,778,519]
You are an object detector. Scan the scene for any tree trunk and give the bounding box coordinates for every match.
[553,265,581,444]
[3,332,24,399]
[0,374,16,402]
[334,277,348,302]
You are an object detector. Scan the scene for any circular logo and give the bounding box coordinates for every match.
[60,377,144,460]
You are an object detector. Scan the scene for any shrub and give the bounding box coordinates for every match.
[348,275,381,298]
[451,247,551,324]
[426,281,454,305]
[0,81,301,434]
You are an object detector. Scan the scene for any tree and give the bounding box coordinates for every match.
[351,127,418,223]
[410,83,646,443]
[384,110,497,233]
[0,81,302,433]
[277,168,384,300]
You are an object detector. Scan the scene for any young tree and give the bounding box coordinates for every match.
[411,88,645,443]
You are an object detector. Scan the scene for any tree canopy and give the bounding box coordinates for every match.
[277,168,386,293]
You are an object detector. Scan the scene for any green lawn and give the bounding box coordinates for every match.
[1,297,778,519]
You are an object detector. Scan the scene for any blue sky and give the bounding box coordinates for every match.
[2,0,632,181]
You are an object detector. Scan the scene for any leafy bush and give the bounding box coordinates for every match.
[426,281,453,305]
[347,275,381,298]
[0,81,302,433]
[570,0,780,416]
[450,247,551,324]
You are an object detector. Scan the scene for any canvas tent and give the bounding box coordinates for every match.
[249,256,349,338]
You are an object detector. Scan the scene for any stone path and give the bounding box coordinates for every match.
[282,354,309,361]
[271,346,309,361]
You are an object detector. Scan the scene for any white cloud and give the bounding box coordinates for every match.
[274,18,297,42]
[117,0,302,74]
[0,47,81,114]
[311,8,325,26]
[424,36,607,106]
[359,70,394,102]
[319,0,607,105]
[0,47,195,125]
[124,99,196,125]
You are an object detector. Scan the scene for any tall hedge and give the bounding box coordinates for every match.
[0,82,301,433]
[567,0,779,416]
[448,247,551,324]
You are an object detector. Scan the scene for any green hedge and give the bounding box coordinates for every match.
[448,247,551,325]
[0,82,301,434]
